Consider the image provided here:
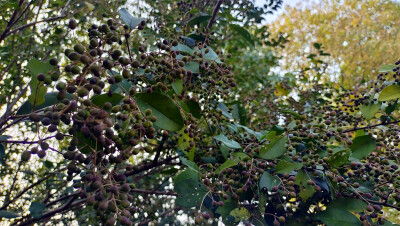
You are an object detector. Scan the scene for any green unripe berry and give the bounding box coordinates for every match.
[56,82,66,91]
[77,87,89,97]
[145,109,152,116]
[114,74,123,83]
[44,76,52,85]
[21,151,31,162]
[68,52,80,61]
[74,44,85,54]
[51,72,60,81]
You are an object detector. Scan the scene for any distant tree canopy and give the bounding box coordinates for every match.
[269,0,400,87]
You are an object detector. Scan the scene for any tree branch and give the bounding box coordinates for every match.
[152,135,167,166]
[0,168,66,210]
[340,119,400,133]
[125,156,179,177]
[15,196,84,226]
[130,188,177,196]
[4,15,66,39]
[208,0,223,29]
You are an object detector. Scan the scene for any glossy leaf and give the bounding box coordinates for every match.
[214,134,241,149]
[17,92,73,115]
[295,170,316,201]
[350,135,376,159]
[281,109,302,120]
[185,99,201,118]
[171,43,194,55]
[259,135,288,159]
[118,8,145,29]
[229,24,254,46]
[230,208,250,222]
[216,152,248,173]
[29,202,46,219]
[91,93,124,108]
[135,92,184,131]
[379,64,396,72]
[171,79,183,95]
[217,102,233,119]
[275,160,303,174]
[327,149,350,167]
[0,210,19,219]
[259,171,280,191]
[184,61,199,73]
[178,128,195,160]
[187,15,211,26]
[26,59,53,106]
[173,168,208,208]
[378,85,400,101]
[360,103,380,120]
[314,207,360,226]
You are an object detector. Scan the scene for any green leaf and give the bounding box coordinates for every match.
[259,135,288,159]
[135,92,184,131]
[275,160,303,174]
[179,156,199,172]
[359,103,380,120]
[85,2,95,11]
[26,58,53,105]
[118,8,145,29]
[29,202,46,219]
[17,92,73,115]
[217,102,233,119]
[327,149,350,167]
[259,171,280,191]
[171,79,183,95]
[216,198,237,224]
[184,61,199,73]
[110,79,132,94]
[234,124,263,140]
[185,100,201,118]
[281,109,302,120]
[0,144,5,165]
[329,198,367,212]
[229,24,254,46]
[214,134,241,149]
[314,207,361,226]
[232,104,247,125]
[43,160,54,169]
[230,207,250,222]
[178,128,195,160]
[28,80,47,106]
[295,170,316,201]
[173,169,208,208]
[91,93,124,108]
[378,85,400,101]
[0,210,19,219]
[200,46,221,62]
[75,132,99,154]
[379,64,396,73]
[27,58,53,77]
[187,15,211,26]
[350,135,376,159]
[216,152,248,173]
[220,145,229,159]
[385,102,398,114]
[171,43,194,55]
[0,135,11,141]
